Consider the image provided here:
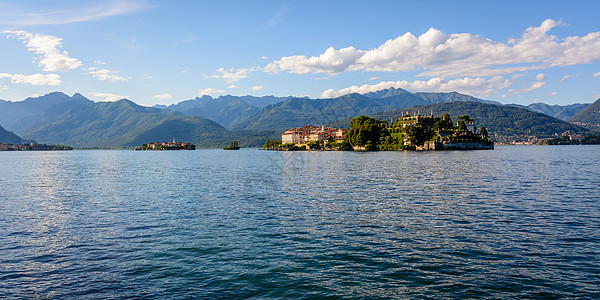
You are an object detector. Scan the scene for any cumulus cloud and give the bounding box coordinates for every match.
[265,46,365,74]
[92,92,128,102]
[546,91,557,97]
[593,72,600,78]
[321,76,511,98]
[227,84,239,89]
[152,93,172,100]
[4,30,83,71]
[0,72,61,85]
[265,19,600,78]
[205,67,257,83]
[86,67,127,82]
[251,85,264,91]
[198,88,225,96]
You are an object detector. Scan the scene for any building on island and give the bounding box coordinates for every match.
[137,138,195,150]
[282,125,347,145]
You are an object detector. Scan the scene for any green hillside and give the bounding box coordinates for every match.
[18,97,278,148]
[568,98,600,131]
[229,93,431,131]
[523,102,589,121]
[0,125,25,144]
[329,101,588,142]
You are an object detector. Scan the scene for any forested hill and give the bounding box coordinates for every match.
[329,101,588,139]
[18,97,278,148]
[568,98,600,131]
[0,125,25,144]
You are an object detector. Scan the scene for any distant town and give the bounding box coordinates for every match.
[0,143,73,151]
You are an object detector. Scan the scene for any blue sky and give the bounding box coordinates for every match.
[0,0,599,106]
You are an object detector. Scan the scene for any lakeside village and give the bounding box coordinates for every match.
[0,143,72,151]
[263,113,493,151]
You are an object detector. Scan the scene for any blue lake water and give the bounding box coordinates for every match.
[1,146,599,298]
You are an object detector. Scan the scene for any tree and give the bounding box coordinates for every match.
[480,127,488,139]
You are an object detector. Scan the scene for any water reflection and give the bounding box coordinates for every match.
[0,146,599,298]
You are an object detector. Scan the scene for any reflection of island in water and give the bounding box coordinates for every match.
[0,143,73,151]
[135,138,196,150]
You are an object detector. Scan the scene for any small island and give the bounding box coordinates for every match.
[135,138,195,150]
[264,112,493,151]
[223,140,240,150]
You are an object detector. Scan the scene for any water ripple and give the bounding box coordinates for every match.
[0,146,599,298]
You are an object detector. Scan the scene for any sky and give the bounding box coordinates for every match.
[0,0,599,106]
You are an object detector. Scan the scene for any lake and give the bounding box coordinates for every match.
[1,146,599,298]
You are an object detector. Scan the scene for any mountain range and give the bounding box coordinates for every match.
[0,88,597,148]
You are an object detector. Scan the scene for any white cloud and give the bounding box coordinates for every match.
[0,72,61,85]
[508,81,546,94]
[0,85,9,90]
[321,76,512,98]
[532,98,542,102]
[4,30,83,71]
[369,77,379,80]
[95,60,107,65]
[251,85,264,91]
[227,84,239,89]
[594,72,600,78]
[535,73,546,81]
[265,46,365,74]
[261,56,269,60]
[558,73,581,83]
[205,67,257,83]
[92,92,128,102]
[86,67,127,82]
[265,19,600,78]
[198,88,225,96]
[264,5,289,28]
[152,93,172,100]
[181,70,188,74]
[546,91,557,97]
[0,1,151,25]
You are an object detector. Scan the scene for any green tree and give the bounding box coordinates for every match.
[480,127,488,139]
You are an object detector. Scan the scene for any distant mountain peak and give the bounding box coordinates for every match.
[363,87,412,98]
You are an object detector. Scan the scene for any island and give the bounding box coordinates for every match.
[264,112,493,151]
[135,138,195,150]
[223,141,240,150]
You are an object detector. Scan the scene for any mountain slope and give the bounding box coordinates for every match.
[19,98,229,148]
[0,125,25,144]
[523,103,590,121]
[159,94,289,128]
[229,93,432,131]
[0,92,86,133]
[568,98,600,131]
[372,102,588,138]
[228,89,507,131]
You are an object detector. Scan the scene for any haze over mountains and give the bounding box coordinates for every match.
[0,88,597,147]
